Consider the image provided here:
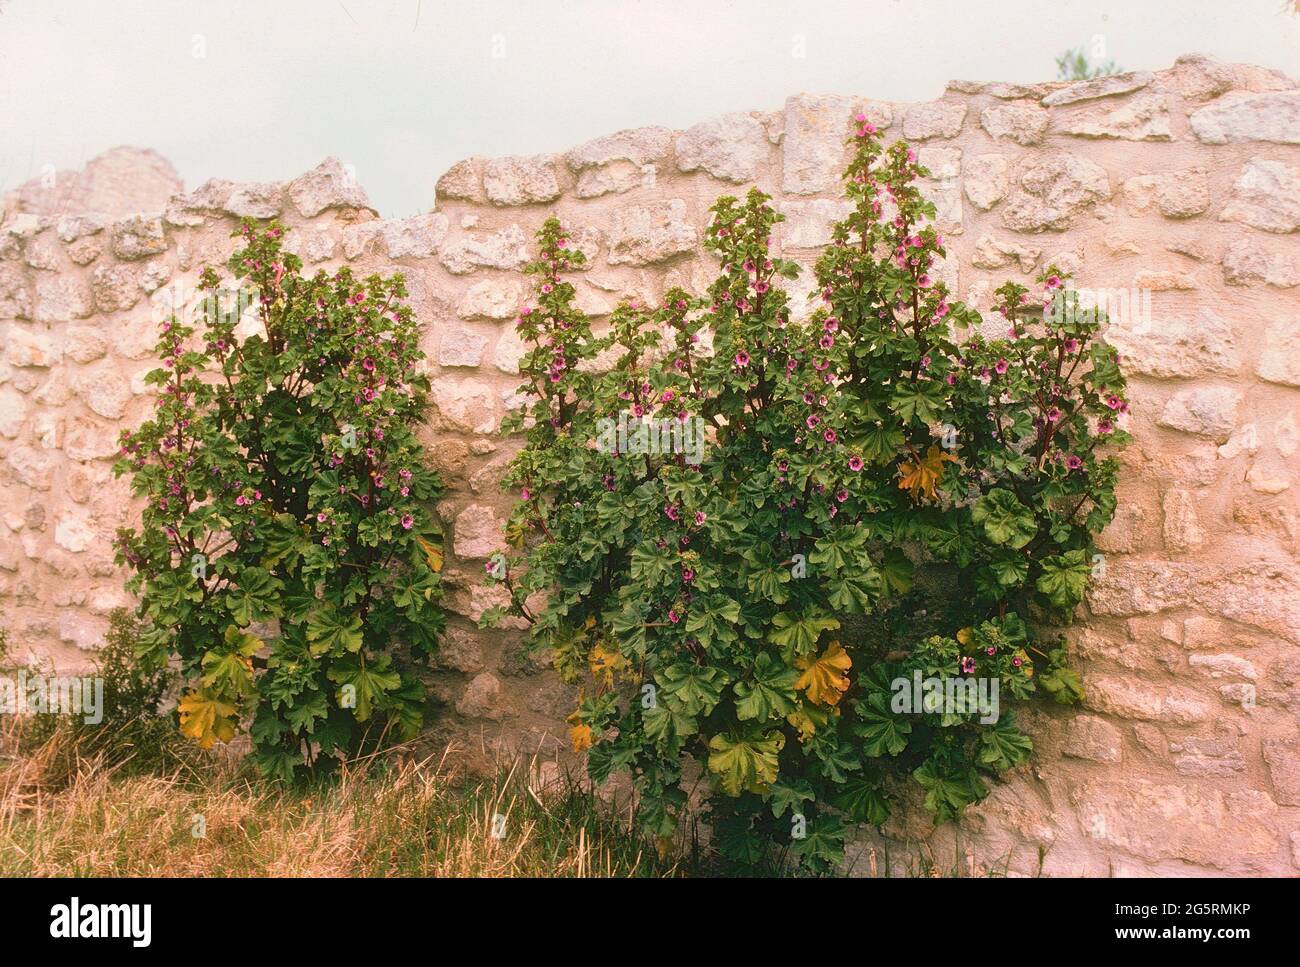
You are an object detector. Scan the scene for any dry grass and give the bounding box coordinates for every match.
[0,719,1000,878]
[0,721,688,877]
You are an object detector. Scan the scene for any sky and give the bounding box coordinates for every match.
[2,0,1298,216]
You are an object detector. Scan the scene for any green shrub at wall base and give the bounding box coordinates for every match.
[488,124,1129,872]
[114,221,446,780]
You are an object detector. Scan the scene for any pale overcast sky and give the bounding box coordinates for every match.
[2,0,1298,216]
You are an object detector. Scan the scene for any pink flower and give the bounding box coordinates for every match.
[960,656,976,674]
[400,513,414,529]
[734,351,750,367]
[694,511,707,525]
[1046,407,1061,422]
[664,504,680,521]
[994,358,1009,375]
[848,455,864,472]
[1066,454,1084,471]
[823,429,837,444]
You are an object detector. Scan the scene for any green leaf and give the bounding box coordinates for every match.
[768,779,815,819]
[657,663,726,718]
[913,758,987,822]
[199,625,263,697]
[1036,548,1092,609]
[326,654,401,721]
[770,612,840,660]
[789,814,847,872]
[853,692,912,757]
[831,776,890,825]
[978,715,1034,771]
[306,606,364,657]
[733,652,799,722]
[226,567,284,625]
[642,703,696,750]
[707,729,785,796]
[971,488,1036,549]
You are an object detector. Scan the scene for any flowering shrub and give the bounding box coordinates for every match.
[490,123,1129,871]
[115,221,445,780]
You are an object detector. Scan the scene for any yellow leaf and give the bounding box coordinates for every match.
[567,708,594,752]
[569,723,593,752]
[655,835,675,861]
[956,627,973,646]
[897,445,958,503]
[588,643,627,688]
[786,703,838,742]
[177,689,237,750]
[417,536,444,573]
[794,640,852,706]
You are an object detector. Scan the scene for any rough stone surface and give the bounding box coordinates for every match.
[1257,319,1300,387]
[1062,715,1123,762]
[980,104,1049,145]
[903,100,967,140]
[3,147,181,217]
[1121,168,1209,218]
[783,94,891,195]
[676,113,769,183]
[287,157,371,217]
[437,326,488,368]
[606,200,696,265]
[1158,387,1242,439]
[110,215,167,261]
[1104,308,1238,379]
[963,154,1009,212]
[456,279,524,320]
[456,671,504,719]
[1042,71,1154,107]
[1222,237,1300,287]
[483,155,562,206]
[1220,159,1300,233]
[1001,153,1111,232]
[1189,91,1300,144]
[1057,91,1173,141]
[440,225,530,275]
[780,199,853,248]
[453,503,507,559]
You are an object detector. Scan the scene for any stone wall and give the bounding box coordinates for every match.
[2,53,1299,875]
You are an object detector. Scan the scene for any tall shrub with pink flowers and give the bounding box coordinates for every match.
[491,123,1129,871]
[115,221,445,780]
